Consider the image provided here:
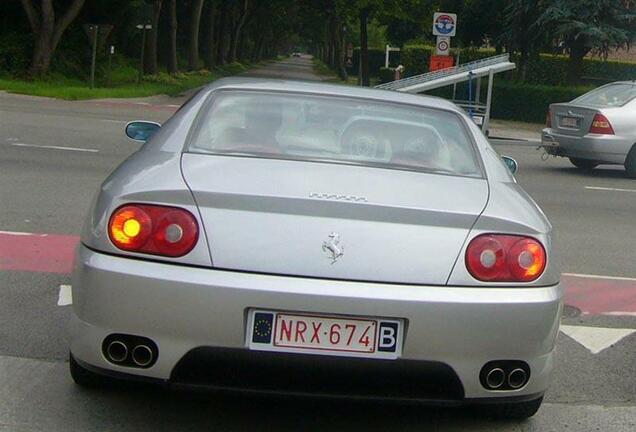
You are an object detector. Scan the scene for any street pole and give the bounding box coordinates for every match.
[138,27,146,84]
[90,26,98,89]
[107,46,114,87]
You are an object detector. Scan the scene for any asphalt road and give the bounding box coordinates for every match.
[1,56,635,431]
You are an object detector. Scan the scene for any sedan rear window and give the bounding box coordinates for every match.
[572,83,636,107]
[188,91,482,177]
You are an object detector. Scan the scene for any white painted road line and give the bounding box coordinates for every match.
[585,186,636,193]
[101,119,126,124]
[0,230,47,236]
[9,142,99,153]
[563,272,636,282]
[560,325,636,354]
[57,284,72,306]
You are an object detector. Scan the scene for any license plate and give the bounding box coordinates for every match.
[247,310,403,360]
[560,116,579,128]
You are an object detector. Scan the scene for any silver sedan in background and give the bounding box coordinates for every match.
[70,78,562,420]
[542,81,636,177]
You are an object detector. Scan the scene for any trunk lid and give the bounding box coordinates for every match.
[181,154,489,285]
[550,103,599,137]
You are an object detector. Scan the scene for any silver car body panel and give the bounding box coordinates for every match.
[71,244,562,399]
[181,153,488,285]
[72,77,561,401]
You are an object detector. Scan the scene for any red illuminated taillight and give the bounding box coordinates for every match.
[466,234,546,282]
[545,110,552,128]
[108,204,198,257]
[589,113,614,135]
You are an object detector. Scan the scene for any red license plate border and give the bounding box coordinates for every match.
[246,309,404,360]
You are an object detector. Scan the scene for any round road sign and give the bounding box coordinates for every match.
[433,12,457,37]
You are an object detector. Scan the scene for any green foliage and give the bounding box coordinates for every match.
[0,33,31,74]
[539,0,636,58]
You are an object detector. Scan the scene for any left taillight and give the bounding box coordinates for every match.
[589,113,614,135]
[108,204,198,257]
[465,234,546,283]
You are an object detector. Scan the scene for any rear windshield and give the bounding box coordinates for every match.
[572,83,636,107]
[188,91,482,177]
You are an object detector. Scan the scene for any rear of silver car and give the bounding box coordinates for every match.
[70,80,562,417]
[542,81,636,175]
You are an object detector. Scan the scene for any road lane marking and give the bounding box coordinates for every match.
[585,186,636,193]
[57,285,72,306]
[9,143,99,153]
[101,119,126,124]
[560,325,635,354]
[0,230,47,236]
[563,272,636,282]
[603,311,636,317]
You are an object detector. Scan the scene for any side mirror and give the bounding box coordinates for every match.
[125,121,161,143]
[501,156,518,174]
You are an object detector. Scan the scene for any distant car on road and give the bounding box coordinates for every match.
[542,81,636,177]
[69,78,561,420]
[292,52,301,57]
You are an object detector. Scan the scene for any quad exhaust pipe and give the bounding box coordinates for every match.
[102,334,158,368]
[507,368,527,389]
[480,361,530,391]
[132,344,154,367]
[106,340,128,363]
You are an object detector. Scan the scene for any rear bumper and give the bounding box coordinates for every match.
[542,128,632,164]
[71,244,562,401]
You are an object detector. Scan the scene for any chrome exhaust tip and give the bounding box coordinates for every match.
[131,344,154,367]
[485,368,506,389]
[106,340,128,363]
[508,368,527,389]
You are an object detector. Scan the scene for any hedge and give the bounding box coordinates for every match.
[487,82,594,122]
[426,81,593,123]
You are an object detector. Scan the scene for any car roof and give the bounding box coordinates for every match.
[204,77,461,112]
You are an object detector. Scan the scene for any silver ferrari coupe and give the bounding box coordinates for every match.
[70,78,562,419]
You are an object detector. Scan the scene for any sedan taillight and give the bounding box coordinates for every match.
[589,114,614,135]
[108,204,198,257]
[465,234,546,282]
[545,110,552,128]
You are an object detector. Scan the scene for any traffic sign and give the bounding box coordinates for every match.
[429,55,454,72]
[436,36,450,55]
[432,12,457,37]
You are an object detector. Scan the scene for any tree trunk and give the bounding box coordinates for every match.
[167,0,178,74]
[567,37,590,84]
[188,0,205,71]
[20,0,86,77]
[359,7,370,86]
[216,1,229,65]
[228,0,248,63]
[252,36,264,62]
[205,1,217,68]
[144,1,162,75]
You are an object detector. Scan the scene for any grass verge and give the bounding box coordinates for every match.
[0,61,262,100]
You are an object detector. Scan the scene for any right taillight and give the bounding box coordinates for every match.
[589,113,614,135]
[545,110,552,128]
[108,204,198,257]
[466,234,546,282]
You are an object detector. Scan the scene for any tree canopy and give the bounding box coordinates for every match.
[1,0,634,83]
